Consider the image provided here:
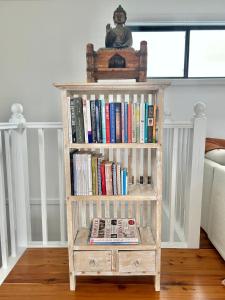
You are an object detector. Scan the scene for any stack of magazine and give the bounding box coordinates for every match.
[89,218,139,245]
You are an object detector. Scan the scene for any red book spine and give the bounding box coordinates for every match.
[105,103,110,143]
[101,162,106,195]
[128,103,132,143]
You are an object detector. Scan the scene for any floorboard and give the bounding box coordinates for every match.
[0,230,225,299]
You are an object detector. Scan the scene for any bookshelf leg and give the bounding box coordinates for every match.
[154,274,160,291]
[70,273,76,291]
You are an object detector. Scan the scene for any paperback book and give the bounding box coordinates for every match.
[89,218,139,245]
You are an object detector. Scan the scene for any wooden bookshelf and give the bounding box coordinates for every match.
[55,81,169,292]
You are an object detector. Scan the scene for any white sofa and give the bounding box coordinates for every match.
[201,149,225,259]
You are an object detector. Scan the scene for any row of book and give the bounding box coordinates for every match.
[89,218,139,245]
[68,96,158,144]
[71,151,128,196]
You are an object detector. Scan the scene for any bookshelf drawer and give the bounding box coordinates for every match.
[74,251,112,272]
[118,251,156,273]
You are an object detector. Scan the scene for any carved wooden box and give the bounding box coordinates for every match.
[86,41,147,82]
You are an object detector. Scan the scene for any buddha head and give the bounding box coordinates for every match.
[113,5,127,25]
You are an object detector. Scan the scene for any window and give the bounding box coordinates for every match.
[130,26,225,78]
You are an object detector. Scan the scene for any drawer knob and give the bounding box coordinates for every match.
[89,259,96,266]
[134,260,140,267]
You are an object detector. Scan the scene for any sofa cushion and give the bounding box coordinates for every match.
[205,149,225,166]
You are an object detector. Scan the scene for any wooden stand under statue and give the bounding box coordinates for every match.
[86,41,147,82]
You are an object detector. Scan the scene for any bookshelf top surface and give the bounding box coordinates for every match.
[54,80,171,91]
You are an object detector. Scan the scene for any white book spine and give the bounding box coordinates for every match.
[132,94,137,143]
[82,96,88,144]
[88,154,92,195]
[100,96,106,144]
[140,95,145,143]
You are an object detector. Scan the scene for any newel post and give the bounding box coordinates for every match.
[185,102,207,248]
[9,104,31,248]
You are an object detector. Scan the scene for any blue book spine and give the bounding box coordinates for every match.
[101,99,106,143]
[95,100,101,143]
[124,102,128,143]
[144,102,148,143]
[109,103,116,143]
[122,168,127,195]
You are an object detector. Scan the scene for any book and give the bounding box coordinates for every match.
[128,103,132,143]
[73,97,85,143]
[105,103,110,143]
[70,98,76,143]
[109,103,116,143]
[82,98,88,143]
[95,100,102,143]
[89,218,139,245]
[115,103,122,143]
[140,97,145,143]
[90,100,97,143]
[105,162,113,195]
[147,105,154,143]
[101,98,106,143]
[86,99,92,143]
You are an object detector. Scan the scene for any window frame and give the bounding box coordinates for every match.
[129,25,225,79]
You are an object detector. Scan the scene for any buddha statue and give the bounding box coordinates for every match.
[105,5,133,48]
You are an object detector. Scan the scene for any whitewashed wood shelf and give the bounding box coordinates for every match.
[56,81,168,292]
[73,226,156,251]
[69,143,161,149]
[69,184,157,201]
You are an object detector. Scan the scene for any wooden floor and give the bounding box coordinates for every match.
[0,230,224,299]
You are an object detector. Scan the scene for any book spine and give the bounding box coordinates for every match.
[124,102,128,143]
[115,103,122,143]
[132,103,136,143]
[153,103,157,143]
[109,103,116,143]
[124,168,128,195]
[128,103,132,143]
[86,100,92,143]
[67,97,72,143]
[140,99,145,143]
[116,163,121,195]
[147,105,154,143]
[105,103,110,143]
[112,163,117,195]
[101,99,106,143]
[72,153,77,195]
[136,103,140,143]
[70,98,76,143]
[82,98,88,143]
[121,102,125,143]
[144,102,148,143]
[100,162,106,195]
[91,156,96,195]
[74,98,85,143]
[97,157,102,195]
[90,100,97,143]
[105,162,113,195]
[87,154,92,195]
[95,100,102,143]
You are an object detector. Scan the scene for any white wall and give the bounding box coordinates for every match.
[0,0,225,137]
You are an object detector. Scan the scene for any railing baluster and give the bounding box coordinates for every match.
[57,129,66,242]
[4,131,16,257]
[0,131,8,268]
[38,128,48,245]
[169,128,178,242]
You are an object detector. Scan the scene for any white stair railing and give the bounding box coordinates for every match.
[0,101,206,284]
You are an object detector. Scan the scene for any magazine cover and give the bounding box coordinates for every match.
[89,218,139,245]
